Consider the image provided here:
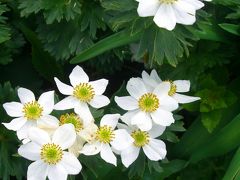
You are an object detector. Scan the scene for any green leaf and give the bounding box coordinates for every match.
[128,151,146,179]
[17,22,64,81]
[70,30,142,64]
[201,110,223,133]
[223,147,240,180]
[219,23,240,36]
[190,113,240,163]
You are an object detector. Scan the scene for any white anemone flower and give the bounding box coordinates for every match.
[18,124,82,180]
[136,0,206,30]
[142,70,200,104]
[80,114,134,166]
[59,113,98,157]
[2,88,58,140]
[115,78,178,131]
[54,65,110,122]
[117,122,166,168]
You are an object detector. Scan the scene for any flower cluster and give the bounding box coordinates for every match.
[2,66,200,179]
[136,0,211,30]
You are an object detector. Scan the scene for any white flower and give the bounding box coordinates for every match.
[18,124,82,180]
[117,122,167,168]
[136,0,206,30]
[80,114,134,166]
[142,70,200,104]
[2,88,58,140]
[115,78,178,130]
[54,66,110,122]
[59,113,98,157]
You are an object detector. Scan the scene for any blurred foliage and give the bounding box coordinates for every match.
[0,0,240,179]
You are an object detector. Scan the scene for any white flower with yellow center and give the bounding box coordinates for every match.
[136,0,206,30]
[80,114,134,166]
[142,70,200,104]
[2,88,58,140]
[117,122,166,168]
[59,113,98,157]
[54,66,110,122]
[115,78,178,130]
[18,124,82,180]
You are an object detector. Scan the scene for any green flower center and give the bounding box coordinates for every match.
[40,143,63,165]
[159,0,177,4]
[96,126,115,144]
[60,113,83,132]
[168,81,177,96]
[73,83,95,102]
[131,130,149,147]
[138,93,159,112]
[23,101,43,120]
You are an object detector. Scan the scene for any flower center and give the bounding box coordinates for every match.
[96,126,115,144]
[23,101,43,120]
[168,81,177,96]
[131,130,149,147]
[60,113,83,132]
[40,143,63,165]
[159,0,177,4]
[138,93,159,112]
[73,83,95,102]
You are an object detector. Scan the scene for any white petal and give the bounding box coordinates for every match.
[111,129,134,151]
[2,117,26,131]
[89,95,110,108]
[74,101,94,122]
[150,69,162,84]
[143,139,166,161]
[80,142,102,155]
[173,80,190,92]
[54,96,77,110]
[37,115,59,129]
[28,127,51,145]
[173,93,200,104]
[114,96,138,111]
[142,71,159,90]
[153,4,177,31]
[137,0,160,17]
[17,121,36,140]
[183,0,204,10]
[121,145,140,168]
[18,142,41,161]
[151,109,175,126]
[100,144,117,166]
[69,65,89,87]
[48,164,67,180]
[121,110,139,126]
[89,79,108,95]
[160,95,179,111]
[18,88,35,104]
[52,124,76,150]
[38,91,54,115]
[60,152,82,175]
[27,160,48,180]
[173,7,196,25]
[127,78,147,99]
[131,111,152,131]
[100,114,120,129]
[153,82,171,98]
[148,124,166,138]
[175,0,196,15]
[54,77,74,95]
[3,102,23,117]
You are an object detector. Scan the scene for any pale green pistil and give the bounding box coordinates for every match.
[96,126,115,144]
[60,113,83,132]
[138,93,159,112]
[73,83,95,102]
[131,130,149,147]
[40,143,63,165]
[23,101,43,120]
